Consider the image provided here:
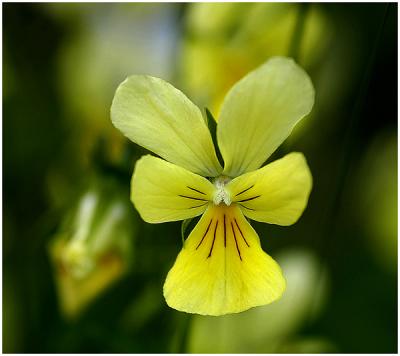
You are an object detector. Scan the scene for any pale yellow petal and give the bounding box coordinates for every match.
[163,204,286,316]
[131,155,215,223]
[217,57,314,177]
[111,75,222,177]
[226,152,312,226]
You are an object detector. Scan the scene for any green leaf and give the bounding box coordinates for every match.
[205,108,224,168]
[181,218,194,245]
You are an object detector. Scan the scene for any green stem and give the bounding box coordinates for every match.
[170,313,192,353]
[177,313,192,353]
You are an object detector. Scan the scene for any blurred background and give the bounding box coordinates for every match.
[3,2,397,353]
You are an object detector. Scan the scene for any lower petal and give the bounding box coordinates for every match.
[163,204,285,316]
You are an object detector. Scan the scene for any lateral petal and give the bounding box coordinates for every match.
[131,155,215,223]
[217,57,314,177]
[111,75,222,177]
[163,204,286,316]
[227,152,312,226]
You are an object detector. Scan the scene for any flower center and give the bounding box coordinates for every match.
[213,176,232,206]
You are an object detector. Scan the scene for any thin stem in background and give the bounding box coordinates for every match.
[307,4,389,324]
[318,4,389,266]
[288,3,310,62]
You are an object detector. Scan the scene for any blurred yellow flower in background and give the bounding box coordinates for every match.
[111,56,314,315]
[354,131,397,271]
[48,178,136,319]
[50,3,178,167]
[180,2,329,114]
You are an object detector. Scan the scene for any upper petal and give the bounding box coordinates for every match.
[111,75,222,177]
[217,57,314,177]
[226,152,312,226]
[131,155,215,223]
[164,204,286,316]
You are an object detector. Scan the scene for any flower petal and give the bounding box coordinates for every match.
[111,75,222,177]
[163,204,286,316]
[131,155,215,223]
[217,57,314,177]
[227,152,312,226]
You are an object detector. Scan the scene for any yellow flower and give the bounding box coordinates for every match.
[111,57,314,316]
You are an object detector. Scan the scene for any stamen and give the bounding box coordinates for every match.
[213,176,232,206]
[235,184,255,197]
